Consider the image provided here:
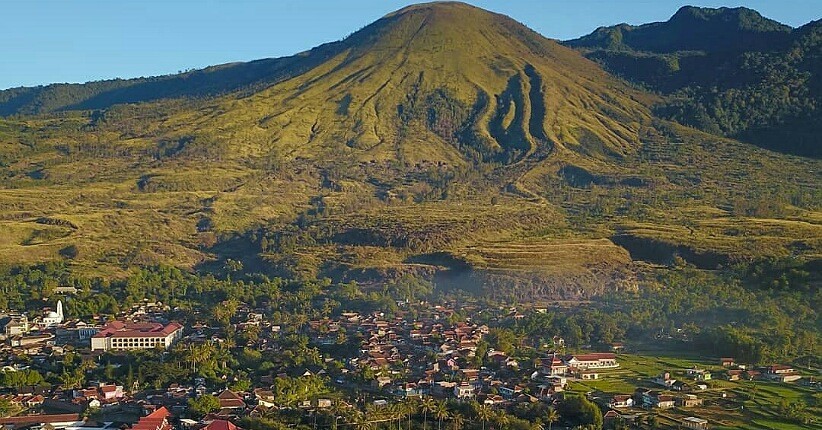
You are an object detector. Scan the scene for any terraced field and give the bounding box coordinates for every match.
[460,237,630,274]
[565,352,821,430]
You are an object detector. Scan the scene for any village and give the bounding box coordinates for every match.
[0,297,818,430]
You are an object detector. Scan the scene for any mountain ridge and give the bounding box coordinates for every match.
[567,5,793,53]
[565,5,821,158]
[0,2,818,299]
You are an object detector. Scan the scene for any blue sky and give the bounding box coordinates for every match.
[2,0,820,89]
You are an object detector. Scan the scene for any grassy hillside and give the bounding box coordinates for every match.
[0,2,819,299]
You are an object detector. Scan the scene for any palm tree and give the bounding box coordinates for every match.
[186,342,213,373]
[330,400,347,430]
[387,403,403,430]
[545,407,559,430]
[449,413,465,430]
[476,404,493,430]
[353,410,375,430]
[421,397,436,430]
[402,399,418,430]
[494,411,509,430]
[434,401,449,430]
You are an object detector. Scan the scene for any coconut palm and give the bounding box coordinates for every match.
[387,403,403,430]
[434,401,449,430]
[545,407,559,430]
[421,397,437,430]
[476,404,493,430]
[647,414,658,430]
[402,399,418,430]
[449,413,465,430]
[494,411,509,429]
[353,410,375,430]
[184,342,212,373]
[331,400,348,430]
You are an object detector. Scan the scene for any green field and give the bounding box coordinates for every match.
[561,351,821,429]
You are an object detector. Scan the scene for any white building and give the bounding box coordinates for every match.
[565,353,619,369]
[682,417,709,430]
[90,321,183,351]
[43,300,65,327]
[454,382,476,400]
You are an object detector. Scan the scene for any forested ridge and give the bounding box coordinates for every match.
[566,7,821,157]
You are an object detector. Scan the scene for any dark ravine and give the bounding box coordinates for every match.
[612,234,729,269]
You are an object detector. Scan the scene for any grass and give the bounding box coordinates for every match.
[562,350,821,430]
[0,3,818,289]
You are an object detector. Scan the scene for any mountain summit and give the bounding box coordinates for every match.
[1,2,652,164]
[160,1,652,165]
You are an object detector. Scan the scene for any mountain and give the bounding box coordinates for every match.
[0,2,819,300]
[566,6,821,158]
[567,6,792,53]
[164,2,658,164]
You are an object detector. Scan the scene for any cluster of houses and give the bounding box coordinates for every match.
[0,297,812,430]
[540,352,619,380]
[301,309,634,410]
[0,379,128,414]
[1,300,185,355]
[0,402,241,430]
[592,356,810,429]
[717,357,802,383]
[307,309,498,401]
[1,301,65,338]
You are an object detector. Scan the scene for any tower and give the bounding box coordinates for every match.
[57,300,64,321]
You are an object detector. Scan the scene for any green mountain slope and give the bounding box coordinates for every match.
[0,2,819,299]
[159,2,655,165]
[566,7,821,158]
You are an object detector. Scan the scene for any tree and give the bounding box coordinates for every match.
[646,414,658,430]
[476,404,493,430]
[545,407,559,430]
[0,396,20,417]
[488,328,518,354]
[558,395,602,429]
[434,401,449,430]
[421,397,436,430]
[213,299,239,327]
[473,340,489,367]
[352,411,375,430]
[188,394,220,418]
[59,369,85,389]
[449,413,464,430]
[125,365,135,393]
[0,369,44,388]
[494,411,510,429]
[401,399,418,430]
[184,342,215,374]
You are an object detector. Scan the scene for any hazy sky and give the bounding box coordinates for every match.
[2,0,820,89]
